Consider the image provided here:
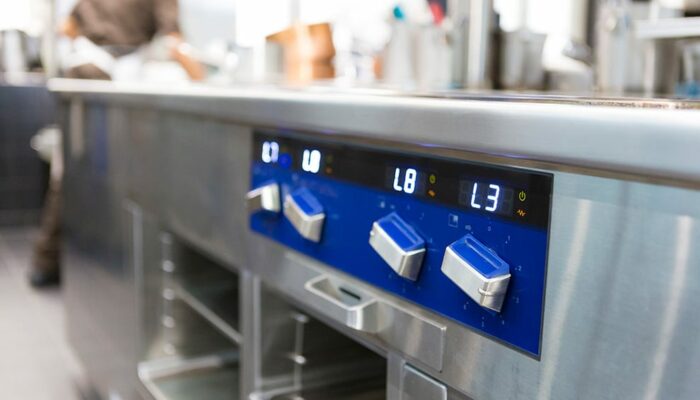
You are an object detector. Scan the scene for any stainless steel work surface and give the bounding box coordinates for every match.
[49,78,700,186]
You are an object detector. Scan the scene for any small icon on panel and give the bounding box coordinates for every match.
[448,214,459,228]
[279,154,292,169]
[517,209,527,217]
[428,189,436,197]
[518,191,527,202]
[429,174,437,184]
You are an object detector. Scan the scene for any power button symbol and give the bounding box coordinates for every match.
[518,191,527,202]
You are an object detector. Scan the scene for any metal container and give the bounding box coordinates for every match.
[500,30,546,90]
[0,30,42,73]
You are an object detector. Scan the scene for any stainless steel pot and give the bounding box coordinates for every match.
[0,29,41,73]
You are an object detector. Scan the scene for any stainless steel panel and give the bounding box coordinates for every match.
[246,182,281,214]
[400,364,447,400]
[49,79,700,184]
[62,101,143,400]
[160,115,251,271]
[440,245,510,313]
[283,194,325,242]
[138,230,243,400]
[56,84,700,400]
[368,220,425,281]
[388,354,469,400]
[303,275,381,333]
[240,270,261,399]
[246,157,700,399]
[247,280,387,399]
[377,304,445,372]
[139,353,240,400]
[257,252,446,371]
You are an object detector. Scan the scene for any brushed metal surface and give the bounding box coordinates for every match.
[62,101,141,399]
[277,255,446,371]
[242,129,700,399]
[440,246,510,313]
[400,364,447,400]
[57,86,700,400]
[246,182,281,214]
[283,194,324,243]
[49,79,700,185]
[368,221,425,281]
[248,165,700,400]
[159,115,251,271]
[303,275,381,333]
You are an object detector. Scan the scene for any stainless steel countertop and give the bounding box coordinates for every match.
[49,78,700,185]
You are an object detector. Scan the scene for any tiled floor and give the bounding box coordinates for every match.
[0,227,90,400]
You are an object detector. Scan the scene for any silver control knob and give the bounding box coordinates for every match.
[369,212,425,281]
[441,234,511,312]
[246,182,281,213]
[283,188,325,242]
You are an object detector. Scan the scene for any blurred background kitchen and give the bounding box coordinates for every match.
[1,0,699,92]
[2,1,700,400]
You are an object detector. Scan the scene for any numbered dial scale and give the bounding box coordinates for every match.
[249,131,552,356]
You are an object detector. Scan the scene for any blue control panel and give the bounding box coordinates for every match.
[249,131,552,356]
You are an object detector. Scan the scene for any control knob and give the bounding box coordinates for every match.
[284,188,325,242]
[369,212,425,281]
[246,181,281,214]
[441,234,511,312]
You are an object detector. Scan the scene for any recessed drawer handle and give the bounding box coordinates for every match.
[303,275,380,333]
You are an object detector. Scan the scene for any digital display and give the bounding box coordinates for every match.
[254,132,552,228]
[386,167,426,196]
[458,181,515,216]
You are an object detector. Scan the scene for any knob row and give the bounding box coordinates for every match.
[247,182,511,313]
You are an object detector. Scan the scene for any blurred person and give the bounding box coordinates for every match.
[59,0,205,80]
[29,0,204,287]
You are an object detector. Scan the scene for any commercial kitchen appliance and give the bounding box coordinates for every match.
[51,79,700,400]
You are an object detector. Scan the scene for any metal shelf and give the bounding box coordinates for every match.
[172,242,241,344]
[174,282,242,345]
[252,374,385,400]
[139,351,240,400]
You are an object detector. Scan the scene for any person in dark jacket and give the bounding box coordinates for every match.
[60,0,204,80]
[29,0,203,287]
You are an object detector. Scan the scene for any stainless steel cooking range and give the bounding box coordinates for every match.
[52,80,700,400]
